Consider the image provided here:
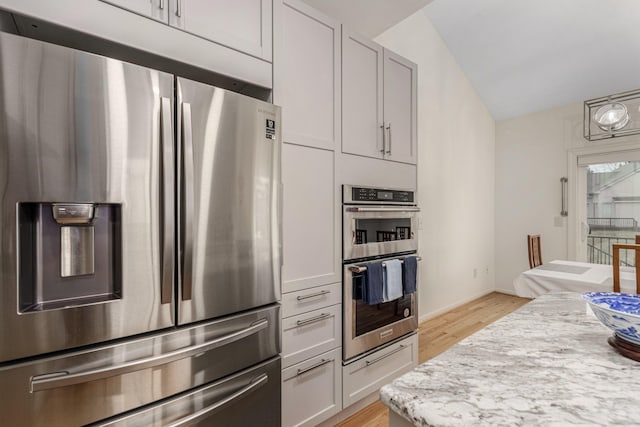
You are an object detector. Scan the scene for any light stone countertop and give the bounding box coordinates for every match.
[380,292,640,426]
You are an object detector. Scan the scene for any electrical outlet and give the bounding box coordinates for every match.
[473,268,477,278]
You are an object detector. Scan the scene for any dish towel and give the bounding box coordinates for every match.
[402,256,417,294]
[383,259,403,302]
[363,261,384,305]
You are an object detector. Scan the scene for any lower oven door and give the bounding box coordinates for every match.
[343,206,419,261]
[343,255,419,361]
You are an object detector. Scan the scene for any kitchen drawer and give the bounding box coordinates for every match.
[282,282,341,318]
[342,333,417,408]
[282,348,342,427]
[282,304,341,368]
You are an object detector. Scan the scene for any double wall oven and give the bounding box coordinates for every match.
[342,185,420,361]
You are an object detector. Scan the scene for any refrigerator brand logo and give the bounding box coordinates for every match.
[265,119,276,140]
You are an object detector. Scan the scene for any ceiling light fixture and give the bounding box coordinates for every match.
[593,102,629,132]
[584,88,640,141]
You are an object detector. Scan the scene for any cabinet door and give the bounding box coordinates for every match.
[383,49,417,164]
[342,28,384,160]
[169,0,272,61]
[282,348,342,427]
[282,144,340,293]
[100,0,168,22]
[274,0,340,151]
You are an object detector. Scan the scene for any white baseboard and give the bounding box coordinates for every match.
[494,288,519,296]
[418,289,494,323]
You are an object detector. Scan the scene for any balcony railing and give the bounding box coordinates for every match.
[587,217,638,231]
[587,235,636,266]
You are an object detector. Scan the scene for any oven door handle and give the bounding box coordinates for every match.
[346,206,420,213]
[29,319,269,393]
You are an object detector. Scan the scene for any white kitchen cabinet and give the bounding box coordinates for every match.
[342,333,418,408]
[168,0,272,61]
[100,0,168,22]
[382,49,417,164]
[274,0,341,150]
[282,143,340,293]
[342,27,417,164]
[281,282,341,318]
[99,0,272,62]
[282,303,341,368]
[282,348,342,427]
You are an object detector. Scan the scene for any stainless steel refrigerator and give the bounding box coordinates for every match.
[0,31,281,426]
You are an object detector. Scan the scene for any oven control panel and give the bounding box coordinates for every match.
[350,186,414,203]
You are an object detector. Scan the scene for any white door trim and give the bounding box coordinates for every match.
[568,140,640,260]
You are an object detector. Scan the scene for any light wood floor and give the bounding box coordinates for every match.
[335,292,531,427]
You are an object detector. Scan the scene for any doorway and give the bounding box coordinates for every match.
[573,149,640,264]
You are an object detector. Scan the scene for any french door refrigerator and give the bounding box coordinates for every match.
[0,31,282,426]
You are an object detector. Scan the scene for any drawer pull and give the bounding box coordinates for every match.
[296,290,330,301]
[296,358,332,376]
[296,313,331,327]
[365,344,407,367]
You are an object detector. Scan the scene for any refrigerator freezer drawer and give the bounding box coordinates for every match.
[95,357,281,427]
[0,304,280,427]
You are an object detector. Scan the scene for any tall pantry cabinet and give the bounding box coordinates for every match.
[274,1,419,425]
[273,1,343,426]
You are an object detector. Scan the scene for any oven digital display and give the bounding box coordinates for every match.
[377,191,393,200]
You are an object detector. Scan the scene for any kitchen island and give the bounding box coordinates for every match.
[380,292,640,426]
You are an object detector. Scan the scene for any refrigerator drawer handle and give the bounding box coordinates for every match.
[160,96,174,304]
[345,206,420,213]
[30,319,269,393]
[296,313,331,327]
[296,290,330,301]
[365,344,407,367]
[296,358,332,376]
[166,373,268,427]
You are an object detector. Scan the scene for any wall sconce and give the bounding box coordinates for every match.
[584,88,640,141]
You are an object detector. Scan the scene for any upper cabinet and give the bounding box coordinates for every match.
[101,0,273,61]
[101,0,168,22]
[274,0,341,150]
[342,28,417,164]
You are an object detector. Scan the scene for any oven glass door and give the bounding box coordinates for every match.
[352,276,413,337]
[343,207,419,261]
[343,255,418,361]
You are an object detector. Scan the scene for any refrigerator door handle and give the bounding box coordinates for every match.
[165,373,269,427]
[30,318,269,393]
[160,97,174,305]
[181,102,195,301]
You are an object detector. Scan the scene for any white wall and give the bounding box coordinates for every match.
[495,101,640,294]
[375,10,496,319]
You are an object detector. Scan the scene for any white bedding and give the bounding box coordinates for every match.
[513,260,637,298]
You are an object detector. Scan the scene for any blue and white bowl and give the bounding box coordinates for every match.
[583,292,640,345]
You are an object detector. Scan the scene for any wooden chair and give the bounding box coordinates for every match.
[355,229,367,244]
[376,231,397,242]
[527,234,542,269]
[612,244,640,293]
[396,226,411,240]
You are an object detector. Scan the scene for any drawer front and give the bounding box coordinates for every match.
[282,282,341,318]
[282,304,341,368]
[282,348,342,427]
[343,333,417,407]
[98,357,281,427]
